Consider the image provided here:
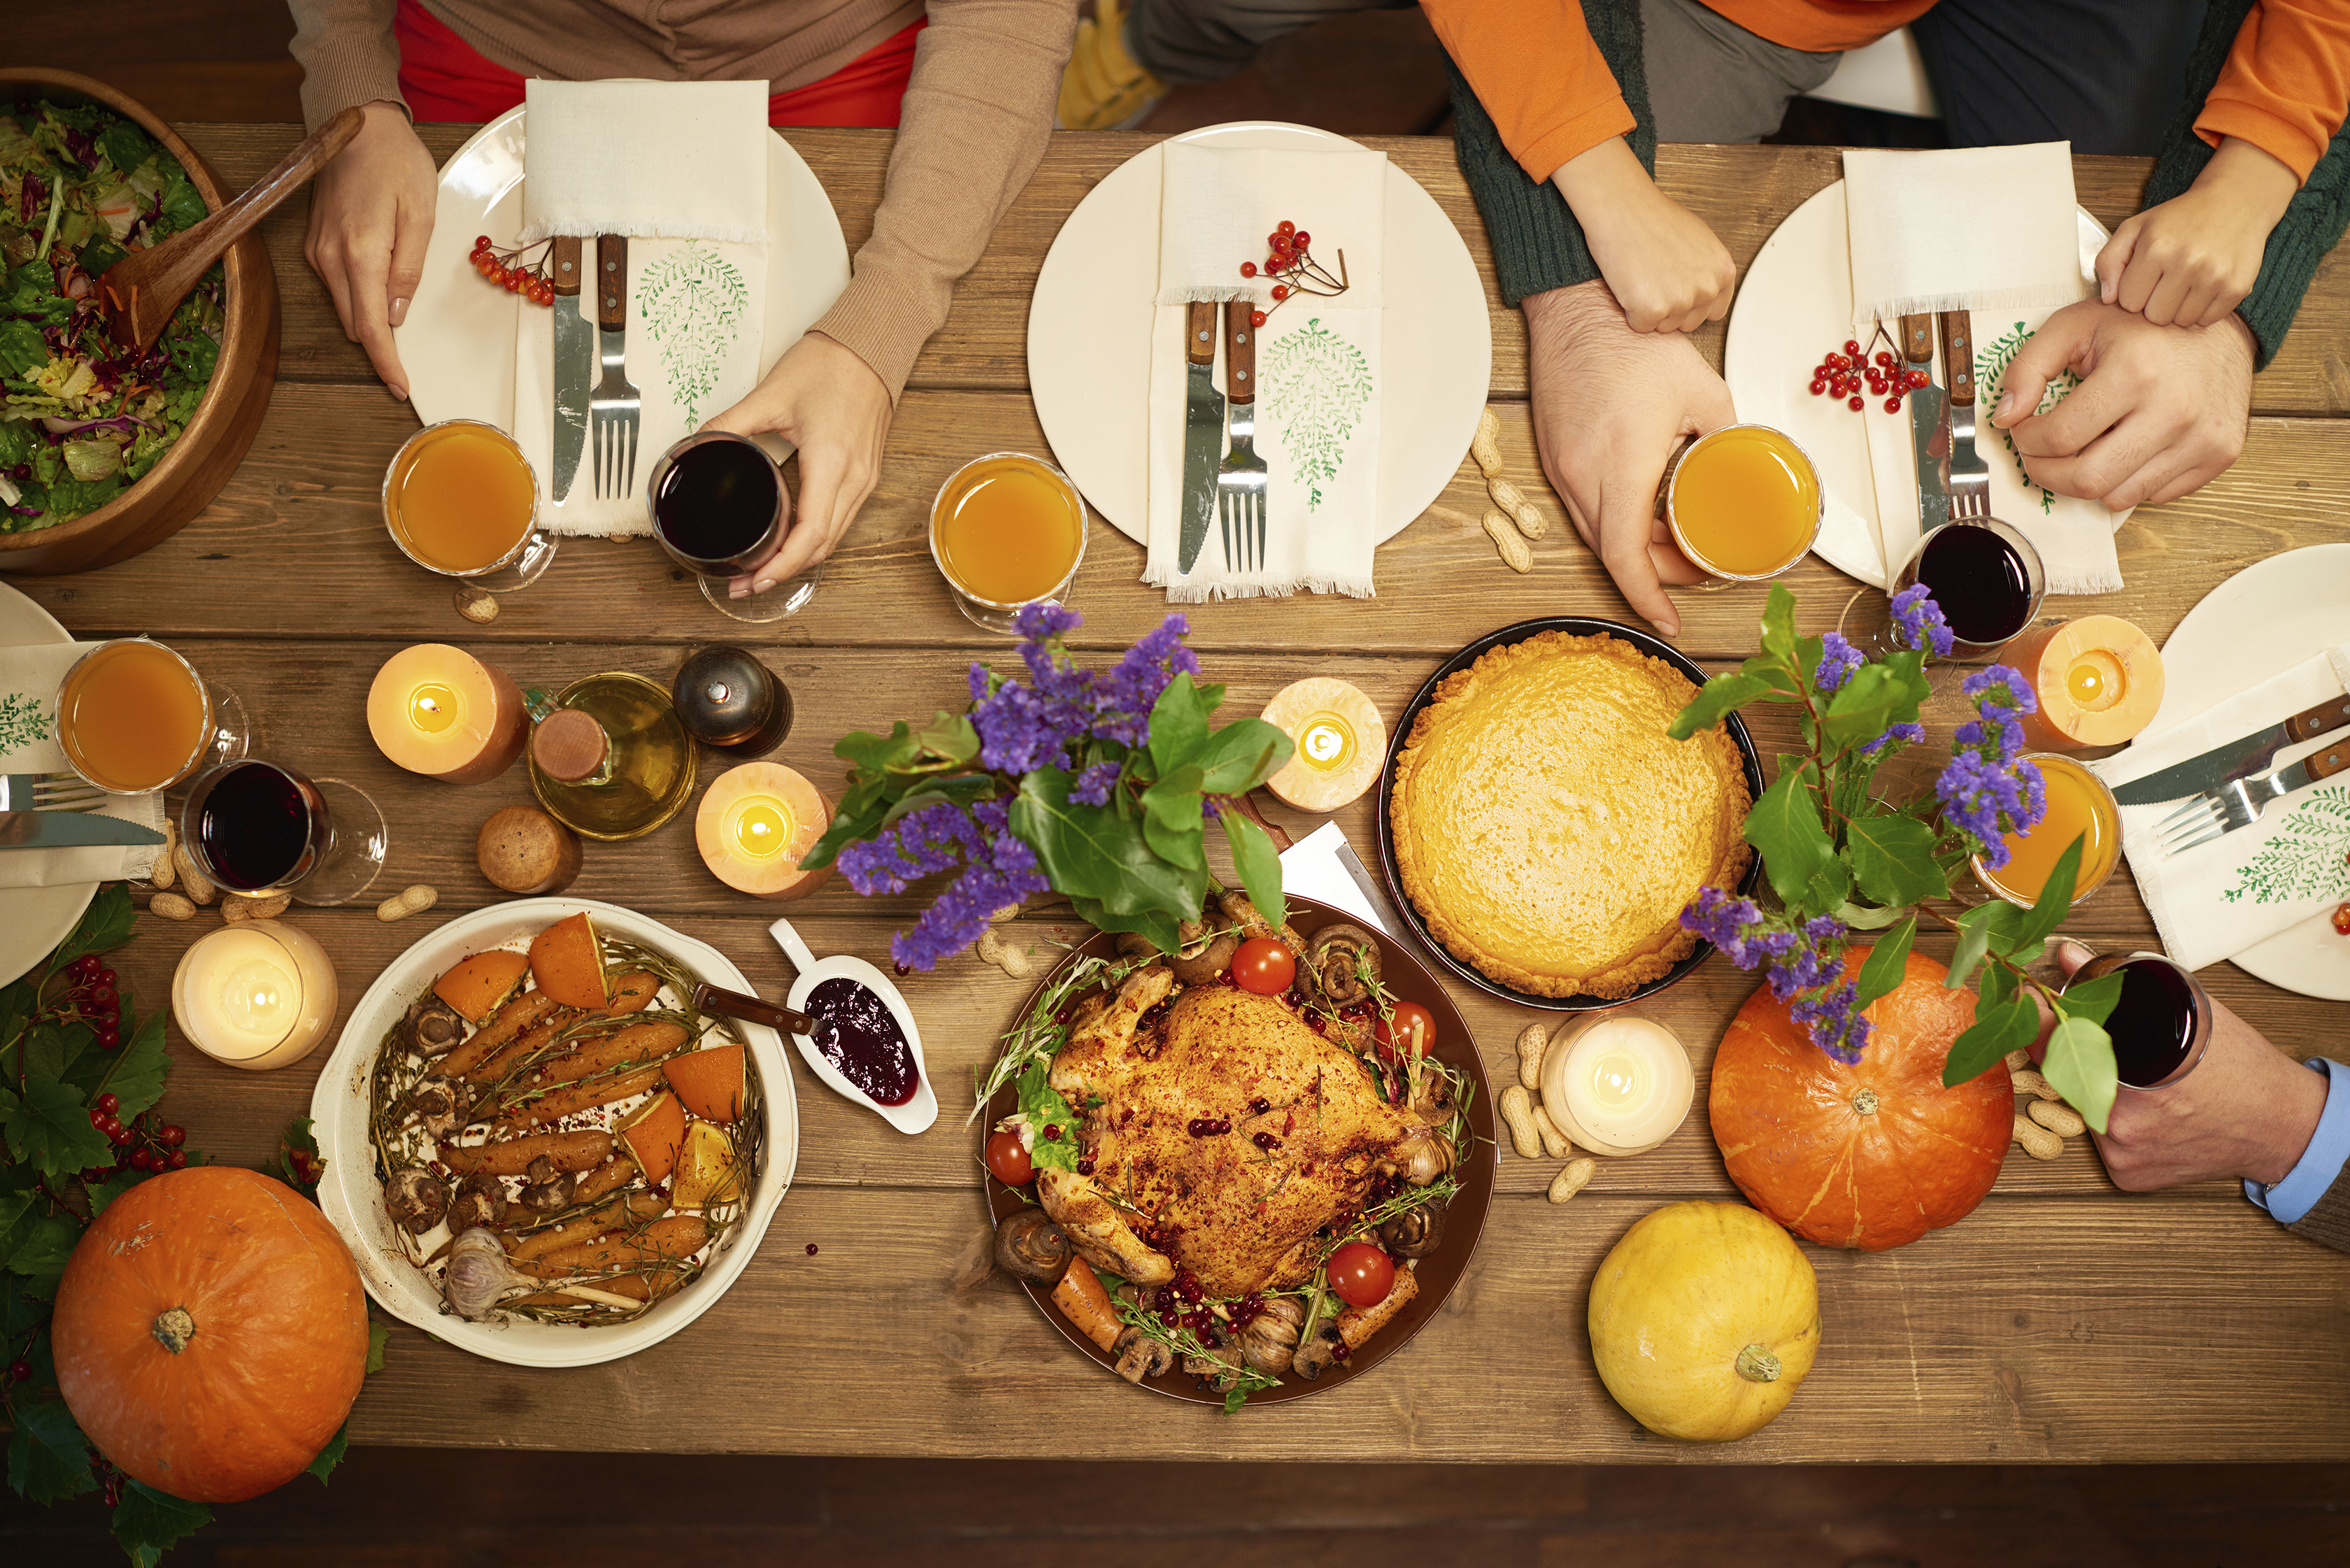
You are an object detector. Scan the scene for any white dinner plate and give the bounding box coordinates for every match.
[395,106,850,460]
[310,897,800,1367]
[1725,181,2126,588]
[1027,121,1492,547]
[0,580,91,987]
[2144,544,2350,1000]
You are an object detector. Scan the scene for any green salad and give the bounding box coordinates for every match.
[0,98,220,532]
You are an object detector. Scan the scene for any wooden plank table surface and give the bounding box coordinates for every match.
[11,124,2348,1464]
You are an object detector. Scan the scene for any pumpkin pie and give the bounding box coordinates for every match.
[1390,631,1751,1000]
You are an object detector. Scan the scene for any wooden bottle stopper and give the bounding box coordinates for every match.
[532,708,608,783]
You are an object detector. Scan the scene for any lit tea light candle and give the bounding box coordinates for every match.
[1539,1013,1695,1156]
[171,922,339,1071]
[366,643,528,784]
[1261,677,1386,811]
[2004,615,2165,750]
[696,762,834,899]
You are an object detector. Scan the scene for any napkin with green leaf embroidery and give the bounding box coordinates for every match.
[2091,645,2350,971]
[1144,141,1385,601]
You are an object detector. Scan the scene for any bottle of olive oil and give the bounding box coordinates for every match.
[525,673,697,841]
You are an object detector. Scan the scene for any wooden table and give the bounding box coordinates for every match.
[16,125,2349,1464]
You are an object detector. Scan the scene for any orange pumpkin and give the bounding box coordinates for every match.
[52,1167,371,1503]
[1709,949,2010,1252]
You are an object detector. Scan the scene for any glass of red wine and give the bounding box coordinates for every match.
[2061,950,2214,1091]
[1841,518,2047,662]
[180,760,389,908]
[646,430,816,623]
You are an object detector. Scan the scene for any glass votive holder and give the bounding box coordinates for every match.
[171,920,339,1071]
[383,419,557,593]
[1971,753,2122,909]
[929,452,1089,634]
[1537,1012,1696,1157]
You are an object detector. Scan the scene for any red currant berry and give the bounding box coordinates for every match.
[89,1107,108,1129]
[108,1125,131,1146]
[96,1113,119,1135]
[1278,219,1295,234]
[162,1125,185,1147]
[1251,310,1267,328]
[505,271,525,293]
[97,1027,120,1049]
[97,1093,118,1116]
[1809,380,1827,395]
[167,1150,187,1170]
[6,1360,28,1383]
[70,955,95,978]
[1885,397,1903,413]
[1909,369,1930,387]
[1875,350,1895,367]
[1844,339,1861,355]
[475,234,492,250]
[1270,285,1289,301]
[1239,262,1256,278]
[88,983,115,1008]
[1292,230,1309,246]
[1847,396,1865,411]
[2332,901,2350,936]
[97,1006,119,1028]
[95,967,115,988]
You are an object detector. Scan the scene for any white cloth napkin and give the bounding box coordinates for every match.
[1844,146,2120,596]
[1143,142,1385,601]
[1844,144,2083,324]
[513,80,771,537]
[0,641,166,889]
[2091,645,2350,971]
[1277,821,1390,934]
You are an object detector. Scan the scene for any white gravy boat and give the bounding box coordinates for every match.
[766,916,937,1135]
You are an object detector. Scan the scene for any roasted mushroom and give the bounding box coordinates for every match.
[1184,1344,1246,1393]
[402,1074,471,1140]
[1113,931,1159,961]
[515,1154,576,1215]
[1379,1200,1447,1260]
[1217,891,1305,955]
[446,1170,508,1231]
[1292,1324,1344,1380]
[1237,1295,1305,1374]
[1112,1325,1176,1383]
[385,1166,450,1235]
[1166,918,1240,986]
[399,995,468,1057]
[1396,1126,1455,1187]
[1302,922,1382,1006]
[993,1208,1074,1285]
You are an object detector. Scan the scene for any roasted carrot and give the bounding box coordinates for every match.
[439,990,564,1078]
[491,1064,666,1132]
[522,1020,691,1092]
[438,1129,614,1177]
[605,969,660,1014]
[515,1215,710,1278]
[1051,1257,1121,1351]
[569,1154,641,1206]
[504,1191,669,1262]
[466,1008,583,1086]
[504,1271,675,1309]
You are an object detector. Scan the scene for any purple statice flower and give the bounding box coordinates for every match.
[836,800,984,897]
[1889,585,1954,658]
[1069,760,1121,806]
[841,796,1051,969]
[1791,976,1872,1064]
[969,679,1092,775]
[1936,750,2047,867]
[1962,664,2037,717]
[1679,885,1766,963]
[1952,715,2025,762]
[1813,632,1864,693]
[1858,721,1928,756]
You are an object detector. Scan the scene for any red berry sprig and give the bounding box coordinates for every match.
[467,234,557,308]
[1236,218,1350,325]
[1807,326,1930,415]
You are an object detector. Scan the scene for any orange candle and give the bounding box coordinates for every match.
[696,762,834,899]
[2004,615,2165,750]
[365,644,527,784]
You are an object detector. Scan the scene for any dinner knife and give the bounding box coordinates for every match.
[0,811,166,851]
[1176,301,1221,575]
[548,235,590,505]
[1899,313,1948,534]
[2112,697,2350,806]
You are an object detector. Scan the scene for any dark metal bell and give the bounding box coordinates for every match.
[672,645,792,755]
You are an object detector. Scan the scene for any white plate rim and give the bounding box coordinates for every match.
[2146,543,2350,999]
[0,580,94,987]
[308,897,800,1367]
[1026,120,1493,548]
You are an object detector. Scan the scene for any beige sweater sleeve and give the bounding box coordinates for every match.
[289,0,410,131]
[811,0,1077,399]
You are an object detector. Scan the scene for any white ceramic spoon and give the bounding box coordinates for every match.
[767,916,938,1134]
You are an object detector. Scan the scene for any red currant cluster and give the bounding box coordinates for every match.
[1237,218,1349,327]
[80,1093,188,1180]
[2330,900,2350,936]
[92,1451,124,1508]
[468,234,555,308]
[61,953,122,1049]
[1810,336,1930,415]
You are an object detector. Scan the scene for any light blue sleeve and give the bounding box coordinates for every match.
[2244,1059,2350,1225]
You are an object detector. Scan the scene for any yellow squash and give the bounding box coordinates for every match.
[1586,1200,1820,1442]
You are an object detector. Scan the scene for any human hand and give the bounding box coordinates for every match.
[1521,280,1732,637]
[2030,941,2327,1190]
[301,100,438,399]
[2094,136,2299,329]
[1550,136,1737,333]
[1986,299,2253,511]
[700,332,893,594]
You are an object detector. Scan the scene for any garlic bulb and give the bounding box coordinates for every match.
[440,1225,651,1320]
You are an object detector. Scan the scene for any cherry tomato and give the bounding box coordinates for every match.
[985,1128,1034,1186]
[1232,936,1296,995]
[1375,999,1436,1058]
[1327,1240,1395,1309]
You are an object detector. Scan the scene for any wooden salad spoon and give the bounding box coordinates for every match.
[101,104,364,353]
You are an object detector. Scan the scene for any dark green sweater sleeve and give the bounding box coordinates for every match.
[1444,0,1651,309]
[2145,0,2350,370]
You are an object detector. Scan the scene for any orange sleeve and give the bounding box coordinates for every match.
[1423,0,1637,184]
[2195,0,2350,183]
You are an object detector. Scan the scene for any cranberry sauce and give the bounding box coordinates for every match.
[805,976,918,1106]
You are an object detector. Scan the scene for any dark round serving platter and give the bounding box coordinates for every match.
[982,895,1495,1407]
[1373,615,1767,1013]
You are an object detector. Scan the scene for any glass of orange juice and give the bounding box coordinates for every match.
[1972,753,2123,908]
[383,420,557,592]
[930,452,1089,634]
[1658,424,1823,587]
[57,639,247,794]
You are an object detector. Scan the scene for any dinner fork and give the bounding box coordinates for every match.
[0,773,106,813]
[1939,310,1991,522]
[1216,301,1267,573]
[590,235,641,501]
[2153,736,2350,855]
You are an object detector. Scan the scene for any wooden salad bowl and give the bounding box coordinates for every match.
[0,68,278,576]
